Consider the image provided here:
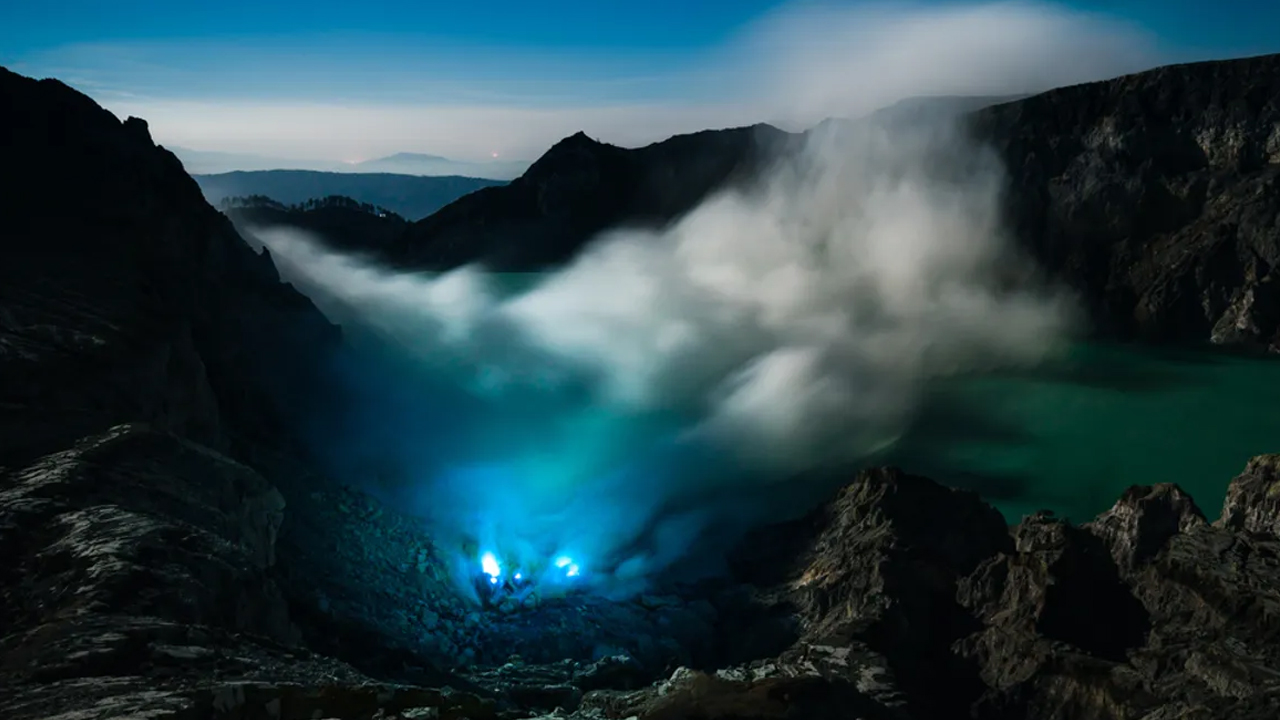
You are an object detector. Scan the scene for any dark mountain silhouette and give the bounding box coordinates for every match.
[387,125,795,270]
[221,194,410,254]
[194,169,504,220]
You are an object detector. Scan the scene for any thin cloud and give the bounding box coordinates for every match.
[13,1,1163,163]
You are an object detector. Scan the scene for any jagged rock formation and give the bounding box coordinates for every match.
[550,464,1280,720]
[972,53,1280,348]
[5,58,1280,720]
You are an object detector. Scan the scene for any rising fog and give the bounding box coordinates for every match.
[250,2,1136,597]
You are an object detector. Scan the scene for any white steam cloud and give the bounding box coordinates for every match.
[744,1,1156,126]
[246,2,1130,593]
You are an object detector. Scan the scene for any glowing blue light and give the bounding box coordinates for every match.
[552,555,581,578]
[514,573,522,581]
[481,552,501,578]
[489,576,498,584]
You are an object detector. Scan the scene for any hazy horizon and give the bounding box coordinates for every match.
[171,146,535,178]
[7,1,1278,169]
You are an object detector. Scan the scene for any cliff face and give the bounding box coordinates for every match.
[972,53,1280,347]
[0,68,341,466]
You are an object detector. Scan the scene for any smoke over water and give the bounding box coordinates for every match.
[251,3,1148,598]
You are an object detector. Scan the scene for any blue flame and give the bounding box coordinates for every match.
[481,551,502,578]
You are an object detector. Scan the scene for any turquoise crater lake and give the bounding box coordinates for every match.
[888,343,1280,524]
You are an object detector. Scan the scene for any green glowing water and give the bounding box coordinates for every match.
[888,343,1280,524]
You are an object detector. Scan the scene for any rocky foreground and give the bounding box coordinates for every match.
[3,58,1280,719]
[4,423,1280,720]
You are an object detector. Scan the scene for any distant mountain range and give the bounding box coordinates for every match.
[184,95,1024,222]
[170,147,531,180]
[349,152,530,180]
[193,170,505,220]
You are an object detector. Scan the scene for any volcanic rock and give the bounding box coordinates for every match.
[971,53,1280,347]
[727,467,1013,717]
[1217,453,1280,537]
[1085,483,1208,571]
[949,473,1280,719]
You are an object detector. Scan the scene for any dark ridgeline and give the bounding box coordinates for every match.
[194,168,504,221]
[387,126,795,271]
[1,56,1280,720]
[223,194,411,254]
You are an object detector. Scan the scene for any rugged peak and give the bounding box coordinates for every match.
[538,130,606,158]
[731,467,1013,590]
[1217,454,1280,537]
[730,467,1012,716]
[1012,509,1073,553]
[519,130,620,182]
[122,115,152,143]
[1085,483,1208,571]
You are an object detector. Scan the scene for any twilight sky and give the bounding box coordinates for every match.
[3,1,1277,164]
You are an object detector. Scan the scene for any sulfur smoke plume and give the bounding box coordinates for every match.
[252,2,1147,596]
